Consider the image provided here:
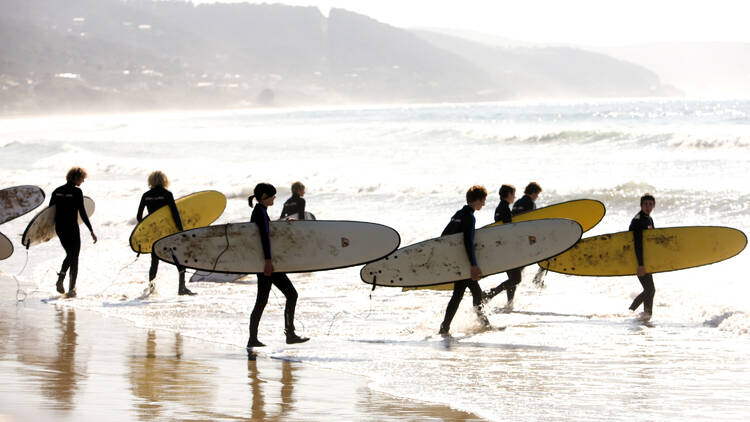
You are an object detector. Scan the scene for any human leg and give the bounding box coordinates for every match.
[248,275,273,347]
[440,280,468,334]
[271,273,308,344]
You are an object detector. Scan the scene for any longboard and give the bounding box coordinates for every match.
[361,219,582,288]
[129,190,227,254]
[21,197,95,248]
[0,232,12,260]
[410,199,605,291]
[153,220,401,273]
[489,199,605,232]
[540,226,747,276]
[0,185,46,225]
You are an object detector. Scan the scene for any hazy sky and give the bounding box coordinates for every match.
[192,0,750,46]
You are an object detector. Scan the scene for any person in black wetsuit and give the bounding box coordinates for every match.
[629,193,656,320]
[491,181,543,306]
[279,181,306,220]
[247,183,309,348]
[482,184,522,303]
[439,185,490,335]
[136,171,194,296]
[50,167,97,297]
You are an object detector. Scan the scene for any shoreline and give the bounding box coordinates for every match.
[0,275,481,421]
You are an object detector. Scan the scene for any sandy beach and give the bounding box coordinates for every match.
[0,275,480,421]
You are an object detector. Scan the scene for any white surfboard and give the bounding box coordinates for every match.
[0,185,46,225]
[189,271,250,283]
[0,232,12,260]
[153,220,400,273]
[360,218,582,288]
[277,211,316,221]
[21,197,96,248]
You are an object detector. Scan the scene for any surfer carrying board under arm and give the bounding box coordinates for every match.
[439,185,491,335]
[629,193,656,320]
[247,183,309,348]
[51,166,98,298]
[482,184,523,304]
[492,181,543,308]
[279,181,307,220]
[136,171,194,296]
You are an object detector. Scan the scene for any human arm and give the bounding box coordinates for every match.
[136,194,146,222]
[298,197,306,220]
[166,191,184,231]
[629,218,646,275]
[77,190,96,243]
[463,214,481,280]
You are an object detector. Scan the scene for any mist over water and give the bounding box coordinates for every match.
[1,99,749,420]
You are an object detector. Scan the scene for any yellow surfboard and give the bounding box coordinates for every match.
[488,199,605,232]
[129,190,227,254]
[540,226,747,276]
[405,199,606,291]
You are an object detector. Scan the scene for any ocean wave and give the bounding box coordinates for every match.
[703,310,749,335]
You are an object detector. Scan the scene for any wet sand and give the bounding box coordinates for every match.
[0,277,480,421]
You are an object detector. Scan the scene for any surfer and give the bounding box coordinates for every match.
[50,167,97,297]
[279,181,306,220]
[439,185,490,335]
[247,183,309,348]
[482,184,523,304]
[136,171,194,296]
[492,181,543,306]
[629,194,656,320]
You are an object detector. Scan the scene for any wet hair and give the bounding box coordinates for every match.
[640,193,656,205]
[524,182,542,195]
[499,184,516,199]
[147,171,169,189]
[466,185,488,203]
[66,166,88,183]
[248,183,277,207]
[291,181,305,195]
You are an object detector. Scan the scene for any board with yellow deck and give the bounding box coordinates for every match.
[405,199,605,291]
[129,190,226,254]
[489,199,605,232]
[539,226,747,276]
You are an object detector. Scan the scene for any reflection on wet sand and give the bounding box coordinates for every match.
[128,330,216,420]
[15,307,87,411]
[247,356,297,421]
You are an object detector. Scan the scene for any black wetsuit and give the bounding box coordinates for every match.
[279,194,306,220]
[629,210,655,314]
[136,187,186,287]
[249,204,298,342]
[440,205,484,332]
[485,199,523,302]
[512,195,536,215]
[50,182,93,291]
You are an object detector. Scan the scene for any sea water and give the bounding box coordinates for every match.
[1,99,749,421]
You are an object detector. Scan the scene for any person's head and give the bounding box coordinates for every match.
[66,167,88,186]
[147,171,169,189]
[248,183,277,208]
[466,185,488,211]
[499,184,516,203]
[524,182,542,201]
[640,193,655,215]
[291,181,306,197]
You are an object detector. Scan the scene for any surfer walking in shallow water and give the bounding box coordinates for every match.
[247,182,309,348]
[439,185,490,335]
[51,167,97,298]
[136,171,194,296]
[629,193,656,320]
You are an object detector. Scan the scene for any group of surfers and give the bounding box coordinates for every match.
[40,166,657,349]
